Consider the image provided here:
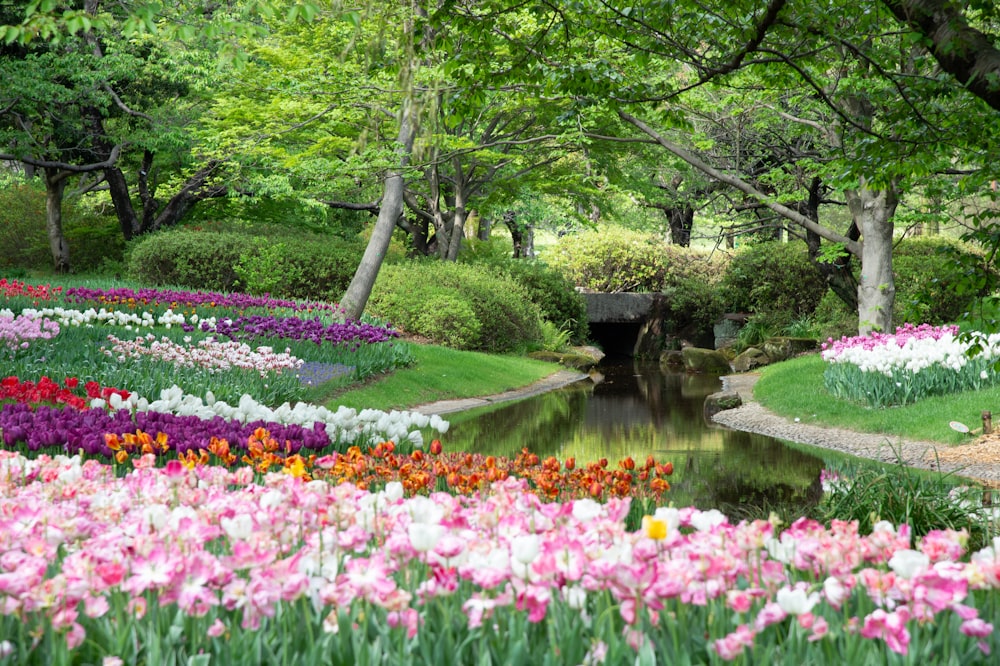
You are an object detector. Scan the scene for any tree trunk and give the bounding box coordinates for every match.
[43,167,71,273]
[847,178,898,334]
[104,165,140,241]
[503,211,525,258]
[445,158,468,261]
[801,177,859,312]
[667,205,694,246]
[340,103,416,320]
[476,213,491,241]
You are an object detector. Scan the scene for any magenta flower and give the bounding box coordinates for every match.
[860,607,912,655]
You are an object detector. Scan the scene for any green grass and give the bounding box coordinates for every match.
[326,344,563,411]
[754,353,1000,445]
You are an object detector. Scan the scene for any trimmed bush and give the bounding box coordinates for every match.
[459,246,589,344]
[368,261,544,352]
[893,236,992,325]
[126,227,363,301]
[720,241,827,325]
[544,227,670,292]
[544,226,721,293]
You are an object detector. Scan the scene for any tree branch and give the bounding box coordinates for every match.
[882,0,1000,112]
[618,110,862,256]
[0,144,122,172]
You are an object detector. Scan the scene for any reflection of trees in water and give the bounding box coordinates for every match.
[446,360,825,514]
[451,389,590,459]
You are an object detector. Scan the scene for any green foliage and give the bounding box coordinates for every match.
[0,184,50,269]
[816,460,994,552]
[545,227,669,292]
[660,274,726,339]
[126,227,362,301]
[460,245,589,344]
[544,226,721,295]
[416,297,482,350]
[538,320,573,352]
[234,238,303,296]
[721,241,827,326]
[893,236,994,325]
[813,291,858,340]
[63,212,127,274]
[368,261,544,353]
[0,183,124,273]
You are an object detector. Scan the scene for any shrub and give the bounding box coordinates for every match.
[416,296,482,349]
[544,226,722,293]
[460,248,590,344]
[660,274,726,340]
[892,236,991,325]
[127,227,362,301]
[0,183,50,269]
[544,227,670,292]
[64,213,127,273]
[720,240,827,326]
[368,261,544,352]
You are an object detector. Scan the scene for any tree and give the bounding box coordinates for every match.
[0,0,309,266]
[882,0,1000,112]
[454,0,1000,333]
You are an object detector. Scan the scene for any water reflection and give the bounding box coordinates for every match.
[445,359,825,515]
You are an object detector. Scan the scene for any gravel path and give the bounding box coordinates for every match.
[712,373,1000,488]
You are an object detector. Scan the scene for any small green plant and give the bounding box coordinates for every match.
[539,320,573,352]
[784,315,819,338]
[234,239,302,296]
[733,315,775,351]
[815,456,996,553]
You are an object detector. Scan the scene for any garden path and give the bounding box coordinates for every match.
[714,373,1000,488]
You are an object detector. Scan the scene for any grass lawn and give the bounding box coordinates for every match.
[326,343,564,411]
[754,353,1000,446]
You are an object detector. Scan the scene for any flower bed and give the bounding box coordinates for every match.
[2,284,999,663]
[0,451,995,664]
[821,324,1000,407]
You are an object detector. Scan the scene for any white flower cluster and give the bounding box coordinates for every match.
[102,334,302,376]
[821,330,1000,377]
[92,385,449,449]
[16,306,197,330]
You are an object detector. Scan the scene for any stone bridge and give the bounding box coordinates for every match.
[581,293,659,357]
[581,292,720,357]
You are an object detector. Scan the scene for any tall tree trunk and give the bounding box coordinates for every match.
[847,178,898,334]
[476,212,491,241]
[445,160,468,261]
[801,177,859,311]
[43,167,71,273]
[340,103,416,320]
[503,211,525,258]
[104,165,140,241]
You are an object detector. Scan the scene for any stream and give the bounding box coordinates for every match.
[443,359,827,515]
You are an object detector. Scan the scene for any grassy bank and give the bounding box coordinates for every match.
[754,353,1000,446]
[327,344,563,411]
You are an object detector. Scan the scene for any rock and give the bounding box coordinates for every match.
[704,390,743,420]
[714,313,751,350]
[681,346,733,374]
[659,349,685,370]
[761,337,819,363]
[732,347,770,372]
[527,348,603,372]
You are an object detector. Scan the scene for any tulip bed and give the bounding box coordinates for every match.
[821,324,1000,408]
[0,281,999,664]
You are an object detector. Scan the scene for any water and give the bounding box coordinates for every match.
[444,359,826,515]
